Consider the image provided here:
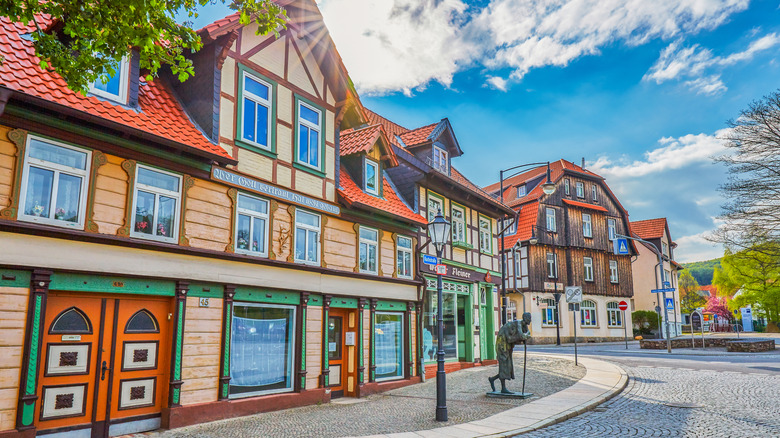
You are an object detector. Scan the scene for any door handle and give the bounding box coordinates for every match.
[101,361,110,381]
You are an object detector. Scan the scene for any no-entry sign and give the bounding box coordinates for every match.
[618,301,628,311]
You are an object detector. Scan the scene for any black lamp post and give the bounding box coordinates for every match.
[498,162,556,325]
[529,225,562,346]
[428,209,451,422]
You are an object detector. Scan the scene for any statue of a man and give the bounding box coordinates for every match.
[488,312,532,393]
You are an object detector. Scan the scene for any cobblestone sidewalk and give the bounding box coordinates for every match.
[139,356,584,437]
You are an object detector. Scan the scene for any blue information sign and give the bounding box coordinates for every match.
[613,238,630,255]
[665,298,675,310]
[651,288,676,294]
[422,255,438,266]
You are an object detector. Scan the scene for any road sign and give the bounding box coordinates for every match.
[422,255,438,266]
[434,264,447,275]
[664,281,671,288]
[651,288,676,293]
[618,301,628,311]
[665,297,675,310]
[565,286,583,303]
[613,238,630,255]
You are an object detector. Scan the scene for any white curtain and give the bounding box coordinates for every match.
[375,320,401,377]
[231,317,288,387]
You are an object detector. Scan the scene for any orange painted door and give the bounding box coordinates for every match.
[35,293,171,437]
[327,312,345,398]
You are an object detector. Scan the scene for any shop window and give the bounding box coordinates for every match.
[359,227,378,274]
[19,136,91,228]
[90,57,129,103]
[130,165,181,243]
[240,70,273,150]
[235,193,269,257]
[396,236,413,279]
[609,260,619,283]
[451,205,466,243]
[375,312,404,381]
[581,300,597,327]
[50,307,92,334]
[296,100,322,171]
[507,301,517,321]
[541,298,558,326]
[422,290,456,361]
[582,213,592,238]
[125,310,159,333]
[584,257,594,282]
[230,303,295,398]
[365,159,379,196]
[294,209,320,265]
[607,302,623,327]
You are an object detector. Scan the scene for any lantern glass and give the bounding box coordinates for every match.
[427,209,451,252]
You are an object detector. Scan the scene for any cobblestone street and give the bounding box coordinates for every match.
[523,362,780,437]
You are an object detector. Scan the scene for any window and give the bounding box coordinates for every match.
[662,242,669,257]
[297,101,322,170]
[427,195,443,222]
[90,58,129,103]
[230,303,296,398]
[584,257,594,281]
[359,227,379,274]
[235,193,269,257]
[423,291,456,361]
[396,236,413,279]
[592,184,598,201]
[502,218,517,235]
[546,207,556,232]
[433,145,448,173]
[125,310,159,333]
[365,160,379,195]
[516,185,526,197]
[607,218,616,241]
[19,136,91,228]
[131,166,181,243]
[240,71,273,150]
[564,179,570,195]
[582,213,592,238]
[607,302,623,327]
[546,252,557,278]
[541,298,558,326]
[479,217,492,254]
[580,300,597,327]
[294,210,321,265]
[514,254,523,278]
[609,260,619,283]
[50,308,91,334]
[451,206,466,243]
[507,301,517,321]
[576,182,584,198]
[375,312,404,381]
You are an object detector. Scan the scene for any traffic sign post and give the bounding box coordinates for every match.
[572,305,578,366]
[565,286,583,303]
[651,288,676,294]
[423,255,438,266]
[665,297,675,311]
[619,301,629,350]
[613,238,630,255]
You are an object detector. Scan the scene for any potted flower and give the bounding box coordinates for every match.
[55,208,66,220]
[32,204,45,217]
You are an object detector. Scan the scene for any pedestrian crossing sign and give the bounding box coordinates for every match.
[613,238,629,255]
[665,298,674,310]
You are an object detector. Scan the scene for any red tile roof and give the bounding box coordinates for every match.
[340,124,383,156]
[503,201,539,248]
[364,108,408,144]
[630,218,668,240]
[0,17,232,162]
[198,12,242,41]
[398,123,437,147]
[563,199,608,212]
[338,171,426,226]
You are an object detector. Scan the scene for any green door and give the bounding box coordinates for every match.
[457,295,467,361]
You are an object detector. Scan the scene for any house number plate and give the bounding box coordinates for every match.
[199,298,210,308]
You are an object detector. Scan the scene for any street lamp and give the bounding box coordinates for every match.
[529,225,562,346]
[498,162,556,325]
[427,209,451,422]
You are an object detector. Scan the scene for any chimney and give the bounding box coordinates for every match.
[581,157,586,171]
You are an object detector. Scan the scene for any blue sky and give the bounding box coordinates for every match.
[193,1,780,262]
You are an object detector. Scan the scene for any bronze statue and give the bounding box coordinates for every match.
[488,312,532,394]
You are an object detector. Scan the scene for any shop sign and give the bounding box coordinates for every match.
[423,262,501,285]
[212,166,340,215]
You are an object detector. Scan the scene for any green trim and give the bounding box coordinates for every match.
[330,297,358,309]
[221,302,232,399]
[4,105,211,171]
[0,269,31,288]
[307,295,323,306]
[450,201,469,246]
[478,214,493,255]
[452,241,474,250]
[370,310,376,381]
[300,306,307,389]
[426,190,446,220]
[171,299,184,405]
[375,300,405,312]
[358,308,364,384]
[322,306,329,387]
[48,273,175,296]
[293,95,327,175]
[187,283,224,298]
[423,275,472,293]
[234,287,300,305]
[235,64,277,156]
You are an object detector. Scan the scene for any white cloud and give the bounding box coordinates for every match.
[675,230,724,263]
[644,33,780,94]
[318,0,750,94]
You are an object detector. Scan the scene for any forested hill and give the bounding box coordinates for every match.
[681,259,722,285]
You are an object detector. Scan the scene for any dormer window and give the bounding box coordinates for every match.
[433,145,448,173]
[365,159,379,196]
[516,185,526,197]
[89,58,129,103]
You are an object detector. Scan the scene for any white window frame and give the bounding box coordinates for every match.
[396,235,413,279]
[607,218,616,241]
[584,257,594,282]
[130,165,182,244]
[427,195,443,222]
[451,205,466,243]
[607,302,623,327]
[662,242,669,257]
[507,300,517,321]
[234,193,270,257]
[546,253,558,278]
[546,207,556,232]
[514,255,523,279]
[89,57,129,103]
[297,101,322,170]
[239,70,273,150]
[364,159,380,196]
[580,300,597,327]
[576,182,584,198]
[564,179,570,195]
[609,260,619,283]
[542,298,558,326]
[592,184,598,201]
[479,216,492,254]
[582,213,593,238]
[18,136,91,229]
[359,226,379,275]
[294,209,321,265]
[516,185,526,197]
[433,145,448,173]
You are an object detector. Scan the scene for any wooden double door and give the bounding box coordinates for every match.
[35,293,171,437]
